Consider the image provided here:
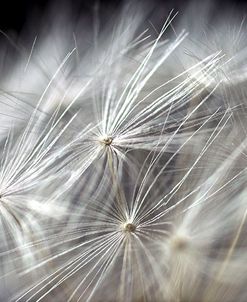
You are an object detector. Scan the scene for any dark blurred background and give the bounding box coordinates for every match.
[1,0,247,33]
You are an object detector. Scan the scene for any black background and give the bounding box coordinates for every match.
[1,0,247,33]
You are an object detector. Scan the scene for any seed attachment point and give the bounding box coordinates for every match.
[123,222,136,233]
[170,235,189,252]
[100,136,113,146]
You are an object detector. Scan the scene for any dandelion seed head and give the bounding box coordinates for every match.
[1,1,247,301]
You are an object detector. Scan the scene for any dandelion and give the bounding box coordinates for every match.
[9,106,234,302]
[57,25,227,192]
[1,1,247,302]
